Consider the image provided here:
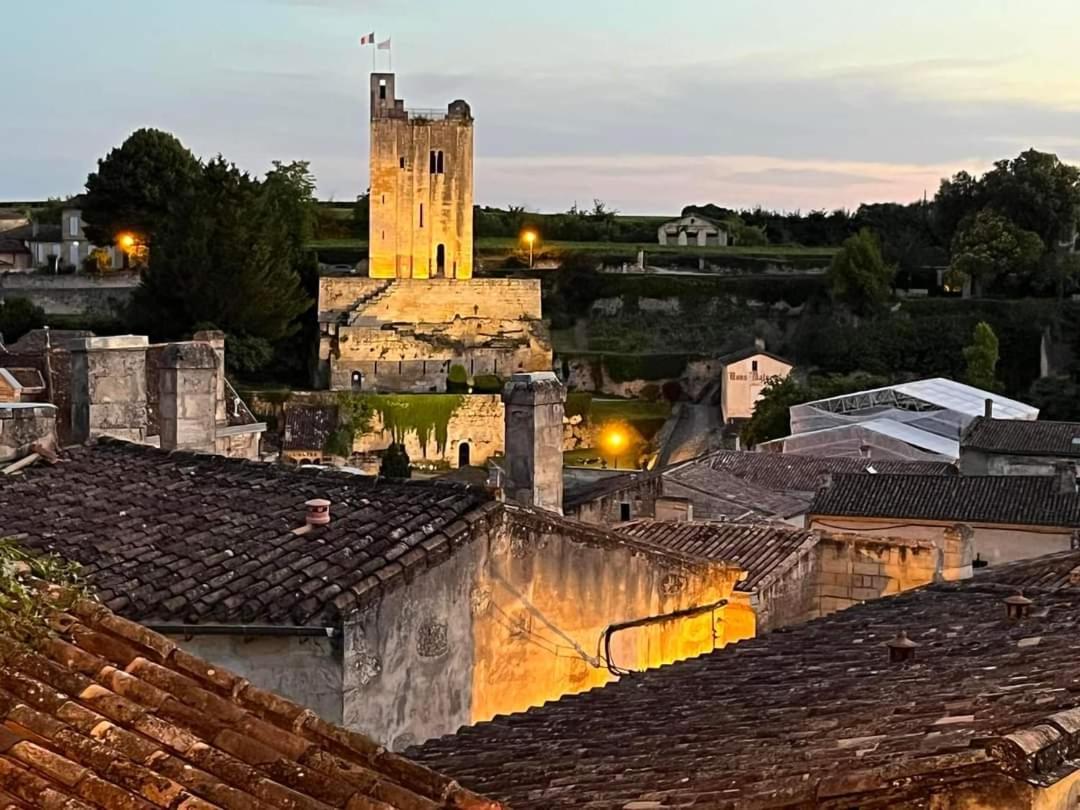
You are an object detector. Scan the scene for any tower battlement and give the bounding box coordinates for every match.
[369,73,474,279]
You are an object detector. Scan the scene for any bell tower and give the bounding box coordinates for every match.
[368,73,474,280]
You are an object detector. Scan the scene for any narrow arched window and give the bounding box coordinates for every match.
[437,151,444,174]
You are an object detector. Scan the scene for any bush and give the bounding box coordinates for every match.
[472,373,504,394]
[661,380,684,402]
[380,442,411,479]
[0,297,45,344]
[447,363,469,393]
[639,383,661,402]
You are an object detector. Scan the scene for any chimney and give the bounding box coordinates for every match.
[859,444,872,459]
[159,341,217,453]
[655,496,693,522]
[305,498,331,526]
[815,469,833,490]
[886,630,918,663]
[69,335,149,444]
[1054,461,1077,495]
[754,336,766,351]
[1004,590,1033,621]
[502,372,566,515]
[192,329,227,426]
[984,398,994,419]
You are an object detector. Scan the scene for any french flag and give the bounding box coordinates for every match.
[359,32,376,46]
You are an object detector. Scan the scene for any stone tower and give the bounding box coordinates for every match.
[369,73,474,280]
[502,372,566,515]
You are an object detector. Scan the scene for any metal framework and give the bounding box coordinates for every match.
[812,388,941,416]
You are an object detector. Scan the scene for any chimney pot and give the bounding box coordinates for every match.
[305,498,331,526]
[886,630,919,663]
[1005,590,1033,621]
[984,398,994,419]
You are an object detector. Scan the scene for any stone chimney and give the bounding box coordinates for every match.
[159,341,218,453]
[69,335,149,444]
[1054,461,1077,495]
[193,329,227,425]
[754,336,766,351]
[502,372,566,515]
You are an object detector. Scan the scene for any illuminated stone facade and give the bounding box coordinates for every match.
[369,73,473,280]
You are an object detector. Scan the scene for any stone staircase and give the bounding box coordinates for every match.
[346,281,395,326]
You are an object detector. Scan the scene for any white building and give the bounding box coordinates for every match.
[657,215,730,247]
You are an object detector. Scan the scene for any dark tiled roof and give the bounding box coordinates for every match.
[811,473,1080,527]
[284,404,339,451]
[618,520,816,591]
[412,570,1080,808]
[0,236,28,254]
[974,549,1080,591]
[562,468,662,510]
[715,346,792,366]
[5,223,61,242]
[0,439,494,625]
[0,584,500,809]
[662,463,810,519]
[683,449,956,493]
[4,367,44,389]
[963,416,1080,458]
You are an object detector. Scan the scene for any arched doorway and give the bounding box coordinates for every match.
[436,244,446,277]
[458,442,471,468]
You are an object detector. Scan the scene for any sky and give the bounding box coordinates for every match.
[5,0,1080,214]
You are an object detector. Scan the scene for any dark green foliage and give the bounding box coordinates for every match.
[565,392,593,420]
[1028,376,1080,421]
[475,200,655,243]
[130,157,314,373]
[948,210,1043,295]
[0,536,89,648]
[83,128,202,245]
[0,298,45,344]
[224,334,274,376]
[29,198,65,227]
[661,380,684,402]
[447,364,469,393]
[322,392,374,457]
[639,383,661,402]
[826,229,895,314]
[963,321,1000,390]
[602,354,690,382]
[351,192,370,238]
[323,427,354,459]
[379,443,411,479]
[472,374,503,394]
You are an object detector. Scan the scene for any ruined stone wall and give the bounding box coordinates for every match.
[566,475,663,526]
[352,394,504,467]
[320,278,542,321]
[0,403,56,462]
[563,356,723,400]
[0,271,138,316]
[342,511,744,750]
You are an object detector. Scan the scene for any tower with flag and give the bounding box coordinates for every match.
[367,71,474,280]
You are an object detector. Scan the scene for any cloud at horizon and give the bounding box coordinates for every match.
[5,1,1080,213]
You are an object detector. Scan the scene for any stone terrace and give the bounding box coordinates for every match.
[411,558,1080,808]
[0,583,500,809]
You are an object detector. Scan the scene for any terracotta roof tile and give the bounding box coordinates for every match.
[411,564,1080,808]
[0,440,494,625]
[0,586,501,809]
[810,472,1080,527]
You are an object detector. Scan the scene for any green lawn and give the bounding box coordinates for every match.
[591,398,671,422]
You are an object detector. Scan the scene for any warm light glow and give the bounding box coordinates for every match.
[117,233,136,251]
[522,230,537,245]
[601,427,627,453]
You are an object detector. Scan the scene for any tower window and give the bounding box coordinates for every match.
[429,150,437,174]
[419,204,424,228]
[399,157,405,169]
[437,151,444,174]
[379,79,387,100]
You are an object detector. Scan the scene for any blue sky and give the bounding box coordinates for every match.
[5,0,1080,213]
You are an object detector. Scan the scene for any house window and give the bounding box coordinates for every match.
[379,79,387,100]
[419,204,424,228]
[619,503,631,522]
[751,360,759,373]
[68,216,78,237]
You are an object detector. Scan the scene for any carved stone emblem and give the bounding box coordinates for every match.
[417,620,449,658]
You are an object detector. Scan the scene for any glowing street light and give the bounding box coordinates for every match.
[522,229,537,268]
[601,425,629,469]
[117,233,136,252]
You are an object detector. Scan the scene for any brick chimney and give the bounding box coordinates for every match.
[502,372,566,515]
[69,335,150,444]
[159,341,218,453]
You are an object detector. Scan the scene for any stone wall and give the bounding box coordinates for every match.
[566,474,663,526]
[171,634,343,724]
[0,271,138,316]
[319,277,542,321]
[352,394,504,468]
[563,356,723,400]
[0,403,56,463]
[343,509,745,749]
[69,335,149,444]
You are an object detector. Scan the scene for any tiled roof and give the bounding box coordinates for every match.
[661,463,810,519]
[562,468,661,510]
[3,329,93,354]
[618,520,816,591]
[963,416,1080,458]
[0,236,28,254]
[283,404,339,451]
[682,449,955,493]
[715,346,792,367]
[0,439,494,625]
[973,549,1080,591]
[810,473,1080,527]
[0,583,500,809]
[411,568,1080,808]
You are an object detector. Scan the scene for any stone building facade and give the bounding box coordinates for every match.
[369,73,473,280]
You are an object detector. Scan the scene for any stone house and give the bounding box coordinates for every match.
[0,579,501,808]
[809,471,1080,565]
[4,199,120,271]
[657,214,730,247]
[0,234,31,271]
[0,428,747,752]
[618,519,972,632]
[961,415,1080,477]
[410,550,1080,809]
[717,345,793,422]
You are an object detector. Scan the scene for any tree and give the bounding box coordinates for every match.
[1028,375,1080,421]
[83,128,202,246]
[130,157,313,370]
[825,228,895,314]
[0,298,45,344]
[963,321,1000,391]
[740,375,806,447]
[980,149,1080,249]
[947,210,1043,296]
[380,443,411,479]
[351,191,370,238]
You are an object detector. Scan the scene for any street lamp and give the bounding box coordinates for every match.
[601,425,628,470]
[522,230,537,268]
